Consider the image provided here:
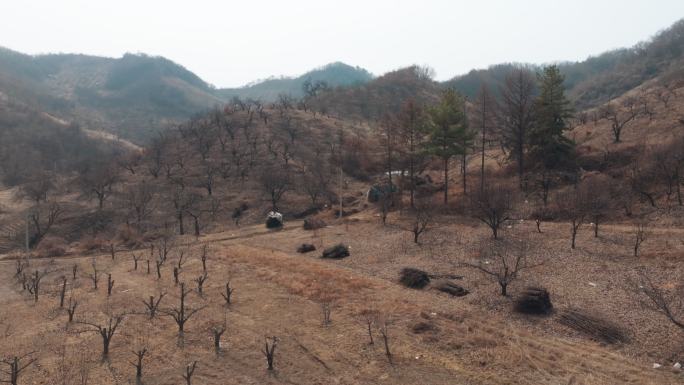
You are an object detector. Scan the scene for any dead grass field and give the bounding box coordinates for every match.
[1,209,683,384]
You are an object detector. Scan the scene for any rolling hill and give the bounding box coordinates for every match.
[446,19,684,109]
[216,62,373,101]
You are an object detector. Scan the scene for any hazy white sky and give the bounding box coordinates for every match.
[1,0,683,87]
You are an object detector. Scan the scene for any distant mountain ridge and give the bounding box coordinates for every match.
[446,19,684,108]
[0,48,224,142]
[1,17,682,145]
[0,48,372,142]
[216,62,374,101]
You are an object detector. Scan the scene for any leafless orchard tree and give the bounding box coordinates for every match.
[261,336,278,371]
[405,203,433,244]
[462,236,541,296]
[470,184,515,239]
[107,274,115,297]
[584,176,611,237]
[87,259,99,290]
[77,314,125,361]
[78,163,118,210]
[26,269,50,302]
[200,245,208,273]
[259,164,291,211]
[142,293,165,319]
[182,361,198,385]
[0,352,36,385]
[634,270,684,330]
[132,253,142,271]
[28,201,63,248]
[59,276,67,308]
[66,297,78,323]
[220,282,234,306]
[210,315,227,355]
[378,317,392,364]
[18,177,54,205]
[130,348,147,384]
[599,98,641,143]
[321,299,333,326]
[360,309,378,345]
[633,221,648,257]
[122,181,155,228]
[195,273,208,296]
[162,283,205,344]
[555,185,590,249]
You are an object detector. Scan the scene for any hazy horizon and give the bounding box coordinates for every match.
[2,0,683,88]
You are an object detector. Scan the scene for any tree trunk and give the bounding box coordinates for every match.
[499,282,507,296]
[443,157,449,205]
[178,212,184,235]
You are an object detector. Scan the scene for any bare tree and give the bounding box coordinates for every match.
[87,259,99,290]
[107,274,114,297]
[470,184,515,239]
[261,336,278,371]
[472,84,499,194]
[182,361,197,385]
[162,283,205,342]
[78,314,125,361]
[321,300,333,326]
[405,203,432,244]
[600,98,640,143]
[78,163,118,210]
[26,269,50,303]
[655,86,674,108]
[635,270,684,330]
[200,245,208,273]
[130,348,147,384]
[194,273,208,296]
[462,237,541,296]
[360,309,377,345]
[0,352,36,385]
[500,68,536,188]
[258,165,290,211]
[117,151,142,175]
[378,318,392,364]
[210,318,227,355]
[633,221,648,257]
[59,276,67,308]
[122,181,155,228]
[220,282,234,306]
[18,177,54,205]
[556,185,590,249]
[66,297,78,323]
[584,176,611,237]
[28,201,63,248]
[142,293,165,319]
[132,253,142,271]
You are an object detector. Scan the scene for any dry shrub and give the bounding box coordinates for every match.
[411,321,439,334]
[399,268,430,289]
[321,243,350,259]
[296,243,316,253]
[303,217,326,230]
[514,287,553,316]
[433,280,469,297]
[558,309,629,344]
[35,236,68,257]
[115,225,147,248]
[78,236,109,253]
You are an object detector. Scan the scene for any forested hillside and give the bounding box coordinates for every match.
[216,62,373,101]
[447,19,684,108]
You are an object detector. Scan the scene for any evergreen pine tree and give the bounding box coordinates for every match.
[529,65,575,171]
[425,89,473,204]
